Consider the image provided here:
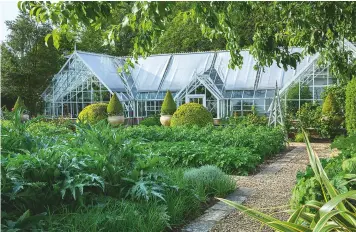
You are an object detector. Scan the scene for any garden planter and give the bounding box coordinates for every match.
[213,118,221,126]
[108,115,125,126]
[160,115,172,126]
[21,114,29,122]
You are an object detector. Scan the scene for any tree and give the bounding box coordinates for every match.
[1,13,64,115]
[20,2,356,82]
[153,11,226,54]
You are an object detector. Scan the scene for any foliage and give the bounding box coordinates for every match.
[291,134,356,209]
[107,94,123,116]
[161,91,176,115]
[43,200,170,232]
[295,132,305,142]
[183,165,235,197]
[153,10,226,54]
[1,13,63,115]
[22,2,356,83]
[219,131,356,231]
[13,96,27,112]
[319,115,344,139]
[78,103,108,124]
[139,115,161,126]
[322,92,339,115]
[1,116,236,231]
[228,107,268,126]
[171,103,213,127]
[296,102,322,130]
[121,125,286,174]
[321,85,346,115]
[346,78,356,134]
[286,83,312,115]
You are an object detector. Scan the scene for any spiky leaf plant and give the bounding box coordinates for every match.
[13,96,27,112]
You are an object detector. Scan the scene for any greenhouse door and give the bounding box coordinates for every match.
[186,94,206,107]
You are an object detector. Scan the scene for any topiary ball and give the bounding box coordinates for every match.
[78,103,108,124]
[170,103,213,127]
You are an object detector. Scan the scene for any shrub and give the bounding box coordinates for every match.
[346,77,356,134]
[161,91,176,115]
[107,94,123,116]
[322,93,338,115]
[294,132,305,142]
[171,103,213,127]
[78,103,108,124]
[319,115,344,139]
[321,85,345,114]
[140,115,161,126]
[13,96,27,112]
[183,165,235,197]
[296,102,321,129]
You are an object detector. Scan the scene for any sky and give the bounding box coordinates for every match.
[0,1,20,42]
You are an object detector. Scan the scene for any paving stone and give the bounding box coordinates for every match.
[199,209,230,222]
[182,220,216,232]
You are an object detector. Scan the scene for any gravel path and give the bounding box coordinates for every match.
[211,143,332,232]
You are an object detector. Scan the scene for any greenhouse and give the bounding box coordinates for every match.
[42,48,338,121]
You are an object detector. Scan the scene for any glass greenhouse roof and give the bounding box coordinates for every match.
[73,49,315,94]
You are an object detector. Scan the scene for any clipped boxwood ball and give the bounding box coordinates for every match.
[78,103,108,124]
[171,103,213,127]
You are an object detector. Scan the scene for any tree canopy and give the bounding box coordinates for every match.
[19,1,356,83]
[1,13,63,114]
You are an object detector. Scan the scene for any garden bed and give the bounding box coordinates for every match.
[1,118,286,231]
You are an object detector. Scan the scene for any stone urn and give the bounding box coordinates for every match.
[108,115,125,126]
[21,114,30,122]
[213,118,221,126]
[160,115,172,126]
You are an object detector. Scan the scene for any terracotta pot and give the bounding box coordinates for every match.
[160,115,172,126]
[21,114,30,122]
[213,118,221,126]
[108,115,125,126]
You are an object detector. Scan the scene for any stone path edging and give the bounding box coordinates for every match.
[181,187,253,232]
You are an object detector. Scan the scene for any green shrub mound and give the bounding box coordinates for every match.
[161,90,176,115]
[346,78,356,134]
[13,96,27,112]
[140,115,161,126]
[183,165,235,197]
[107,94,123,116]
[78,103,108,124]
[171,103,213,127]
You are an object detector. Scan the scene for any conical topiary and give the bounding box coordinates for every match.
[107,94,124,116]
[161,91,176,115]
[322,93,338,115]
[13,96,27,112]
